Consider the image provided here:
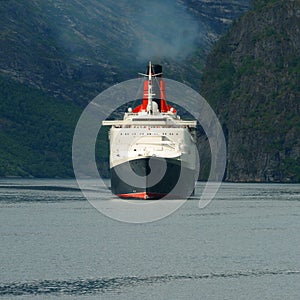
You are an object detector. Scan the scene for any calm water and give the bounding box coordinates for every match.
[0,179,299,299]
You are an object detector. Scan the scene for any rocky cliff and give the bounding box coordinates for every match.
[201,0,300,182]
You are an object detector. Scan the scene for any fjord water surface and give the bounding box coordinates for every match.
[0,180,299,299]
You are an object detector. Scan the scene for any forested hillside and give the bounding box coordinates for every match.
[0,76,81,177]
[201,0,300,182]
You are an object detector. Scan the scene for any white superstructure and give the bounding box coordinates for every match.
[103,113,197,170]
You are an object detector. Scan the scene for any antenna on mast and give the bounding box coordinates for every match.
[147,61,153,114]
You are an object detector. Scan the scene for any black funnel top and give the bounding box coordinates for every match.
[147,64,162,77]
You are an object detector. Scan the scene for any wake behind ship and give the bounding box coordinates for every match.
[102,62,198,200]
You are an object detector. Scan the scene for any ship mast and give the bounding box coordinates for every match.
[147,61,153,114]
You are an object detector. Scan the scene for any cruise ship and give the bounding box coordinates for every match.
[102,62,198,199]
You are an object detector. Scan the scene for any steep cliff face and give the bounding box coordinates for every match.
[201,0,300,182]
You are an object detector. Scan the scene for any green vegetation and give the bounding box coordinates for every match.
[252,0,280,10]
[0,76,82,177]
[201,0,300,182]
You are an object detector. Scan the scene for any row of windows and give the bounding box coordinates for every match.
[119,132,180,136]
[115,125,187,128]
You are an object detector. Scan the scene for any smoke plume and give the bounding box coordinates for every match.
[132,0,202,62]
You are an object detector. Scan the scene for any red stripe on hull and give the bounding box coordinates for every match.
[117,192,168,200]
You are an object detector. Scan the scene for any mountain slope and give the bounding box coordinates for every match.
[201,0,300,182]
[0,76,81,177]
[0,0,250,178]
[0,0,251,101]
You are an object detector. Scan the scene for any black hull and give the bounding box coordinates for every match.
[110,157,196,199]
